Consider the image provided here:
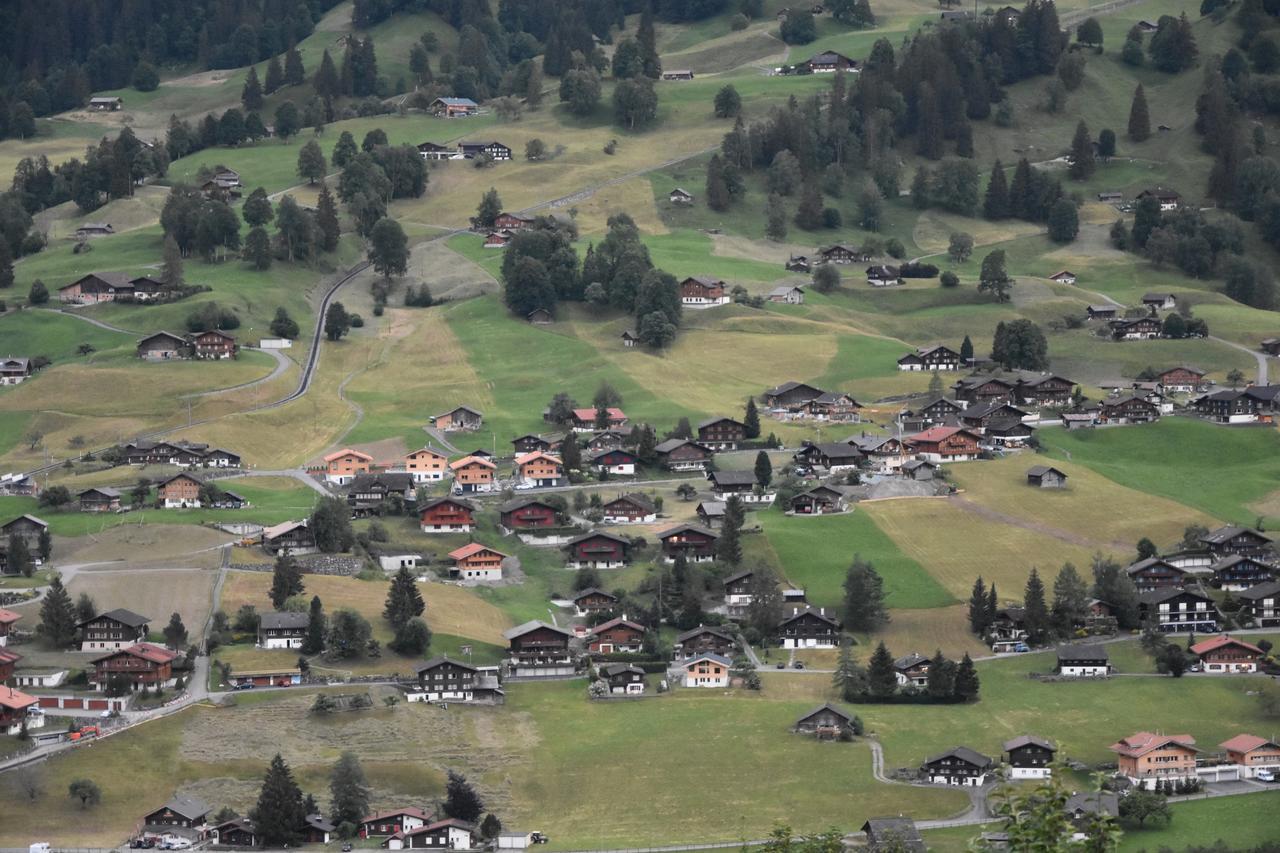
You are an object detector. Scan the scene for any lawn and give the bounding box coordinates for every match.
[66,568,219,641]
[757,507,954,610]
[1039,419,1280,529]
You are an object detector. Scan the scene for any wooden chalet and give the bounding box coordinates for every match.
[865,265,902,287]
[360,808,432,839]
[0,357,32,385]
[768,284,806,304]
[669,187,694,204]
[1139,587,1219,633]
[682,652,731,687]
[707,469,763,499]
[321,447,374,484]
[515,451,564,487]
[511,433,564,455]
[793,703,855,738]
[905,426,981,462]
[91,642,177,691]
[893,652,931,687]
[158,472,203,508]
[817,244,868,264]
[958,401,1028,432]
[1239,580,1280,627]
[190,329,238,359]
[899,396,963,428]
[588,446,638,476]
[408,656,502,704]
[459,140,511,160]
[498,497,558,530]
[1209,555,1275,591]
[572,588,618,615]
[60,272,172,304]
[571,407,627,432]
[1055,644,1110,677]
[404,445,449,483]
[1193,388,1271,424]
[952,375,1016,404]
[420,497,477,533]
[778,607,841,648]
[802,391,862,422]
[599,663,646,694]
[654,438,712,471]
[1110,316,1162,340]
[897,344,962,372]
[261,519,316,556]
[696,417,746,450]
[673,625,736,660]
[417,141,457,160]
[565,531,630,570]
[141,794,211,837]
[1111,732,1198,788]
[696,500,726,528]
[137,331,190,360]
[922,746,994,786]
[1087,304,1118,320]
[661,69,695,80]
[803,50,858,72]
[1158,366,1208,393]
[1190,635,1264,674]
[504,621,575,677]
[601,493,656,523]
[78,608,148,651]
[790,485,848,515]
[431,405,484,431]
[679,276,730,306]
[762,381,824,409]
[1025,465,1068,489]
[257,611,309,649]
[449,455,497,493]
[76,486,121,512]
[658,524,718,562]
[586,616,646,654]
[1199,526,1274,559]
[430,97,478,117]
[1098,394,1160,424]
[1220,734,1280,779]
[1003,735,1056,780]
[1126,557,1196,592]
[1049,270,1077,284]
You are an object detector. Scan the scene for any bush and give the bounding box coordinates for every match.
[349,314,365,328]
[885,238,906,259]
[940,271,959,288]
[899,262,939,278]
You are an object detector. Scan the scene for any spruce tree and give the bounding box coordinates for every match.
[560,435,582,473]
[269,556,305,609]
[1008,159,1034,220]
[476,188,502,229]
[39,575,77,647]
[867,641,897,697]
[986,583,999,625]
[967,576,988,634]
[717,496,744,565]
[959,335,974,364]
[833,640,867,701]
[638,2,662,79]
[794,181,824,230]
[926,650,956,699]
[1128,84,1151,142]
[242,67,264,112]
[163,612,188,649]
[1023,568,1050,644]
[7,535,33,578]
[753,451,772,488]
[383,565,425,631]
[705,154,730,212]
[284,45,306,87]
[302,596,326,655]
[315,50,340,99]
[252,754,306,847]
[1051,563,1089,637]
[161,235,185,287]
[443,770,484,822]
[315,183,341,252]
[328,751,371,828]
[264,55,284,94]
[843,556,888,632]
[743,398,760,439]
[953,653,980,700]
[1068,121,1095,180]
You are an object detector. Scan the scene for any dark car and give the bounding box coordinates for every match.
[793,661,805,670]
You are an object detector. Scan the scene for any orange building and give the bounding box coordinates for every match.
[1109,732,1198,788]
[323,448,374,484]
[447,543,508,581]
[1189,635,1263,674]
[449,455,497,493]
[515,451,564,487]
[1219,734,1280,779]
[404,446,449,483]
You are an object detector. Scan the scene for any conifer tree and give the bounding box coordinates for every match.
[6,535,32,578]
[264,55,284,94]
[443,770,484,822]
[753,451,772,488]
[302,596,326,655]
[315,183,340,252]
[743,398,760,439]
[843,556,888,632]
[1023,567,1050,644]
[959,335,974,364]
[162,235,185,287]
[716,496,744,565]
[638,2,662,79]
[242,67,264,112]
[705,154,730,212]
[284,45,306,87]
[986,582,999,625]
[252,754,306,847]
[832,640,867,701]
[953,653,980,700]
[560,435,582,473]
[1051,563,1090,637]
[926,650,956,699]
[867,641,897,697]
[39,575,77,647]
[315,49,340,99]
[1128,84,1151,142]
[967,576,989,634]
[1008,159,1034,220]
[1068,121,1095,180]
[383,565,425,631]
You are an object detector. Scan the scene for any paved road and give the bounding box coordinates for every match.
[182,346,294,399]
[48,306,139,334]
[236,468,332,496]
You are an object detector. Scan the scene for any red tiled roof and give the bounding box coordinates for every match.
[362,807,432,823]
[0,686,37,711]
[1220,734,1279,754]
[450,455,496,471]
[92,642,177,665]
[448,543,508,561]
[323,448,373,463]
[0,608,21,624]
[589,617,646,636]
[1109,731,1196,758]
[0,650,22,665]
[1190,635,1263,656]
[572,407,626,421]
[908,426,975,443]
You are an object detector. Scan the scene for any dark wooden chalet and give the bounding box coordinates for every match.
[1003,735,1056,779]
[586,616,646,654]
[1098,394,1160,424]
[1210,555,1275,591]
[360,808,432,839]
[565,531,631,569]
[1026,465,1068,488]
[504,621,575,677]
[91,642,177,690]
[696,417,747,450]
[921,746,994,786]
[1193,389,1270,424]
[1239,580,1280,627]
[600,663,646,694]
[790,485,848,515]
[143,795,211,832]
[817,244,868,264]
[601,493,656,523]
[498,497,558,530]
[958,401,1028,431]
[78,608,149,651]
[900,396,964,427]
[897,344,962,372]
[793,703,855,737]
[1012,373,1076,407]
[1126,557,1192,592]
[1199,526,1274,559]
[762,381,824,409]
[673,625,736,660]
[1139,587,1220,633]
[952,375,1016,404]
[1109,316,1162,340]
[707,469,760,497]
[777,607,841,648]
[420,497,477,533]
[658,524,719,562]
[654,438,713,471]
[511,433,564,455]
[572,587,618,614]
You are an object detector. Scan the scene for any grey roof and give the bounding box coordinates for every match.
[1140,587,1210,605]
[1065,792,1120,818]
[79,486,122,498]
[709,470,758,486]
[1026,465,1067,478]
[658,523,718,540]
[697,501,726,517]
[588,446,637,461]
[683,652,732,667]
[778,607,841,628]
[600,663,644,677]
[81,608,149,628]
[1003,734,1056,752]
[148,794,212,822]
[1055,644,1108,661]
[675,624,736,643]
[795,702,853,726]
[1238,580,1280,600]
[2,514,48,530]
[697,416,745,430]
[1201,525,1271,545]
[654,438,709,454]
[764,381,823,397]
[723,569,753,585]
[435,97,478,106]
[566,530,630,547]
[893,652,930,671]
[604,493,655,512]
[767,285,804,297]
[961,400,1027,420]
[503,620,573,641]
[861,817,923,845]
[572,587,617,602]
[924,746,993,768]
[415,655,478,674]
[259,611,310,631]
[349,472,415,491]
[901,459,936,471]
[495,496,551,513]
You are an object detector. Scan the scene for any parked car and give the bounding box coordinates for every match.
[775,661,785,669]
[1257,769,1275,782]
[793,661,805,670]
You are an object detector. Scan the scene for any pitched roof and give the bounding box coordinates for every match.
[414,655,478,675]
[448,543,509,561]
[263,519,308,540]
[764,380,823,397]
[80,608,150,628]
[495,496,553,513]
[572,407,626,421]
[1238,580,1280,601]
[362,807,433,824]
[657,523,719,541]
[1189,635,1263,656]
[908,426,979,443]
[323,447,373,463]
[502,620,572,641]
[588,616,646,636]
[709,469,758,486]
[148,794,212,822]
[924,746,993,768]
[572,587,618,602]
[893,652,929,671]
[78,486,121,498]
[682,652,732,667]
[675,624,736,644]
[1201,525,1271,545]
[2,513,47,530]
[778,607,841,628]
[434,97,478,106]
[654,438,709,454]
[796,702,853,726]
[92,642,177,665]
[1140,586,1210,605]
[449,455,497,471]
[259,611,310,631]
[1219,734,1280,754]
[1056,644,1108,661]
[0,686,37,711]
[515,450,563,467]
[1026,465,1067,478]
[423,496,478,512]
[1064,792,1119,819]
[0,608,21,625]
[1110,731,1197,758]
[1002,734,1055,752]
[603,492,655,512]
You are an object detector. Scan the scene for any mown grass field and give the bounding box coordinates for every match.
[1040,419,1280,529]
[757,507,954,610]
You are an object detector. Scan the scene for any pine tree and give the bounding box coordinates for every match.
[328,751,370,828]
[753,451,772,488]
[705,154,730,212]
[843,556,888,632]
[314,50,340,99]
[967,576,988,634]
[1008,159,1034,220]
[1023,567,1050,644]
[953,653,980,700]
[39,574,77,646]
[560,435,582,473]
[161,235,184,287]
[717,496,744,565]
[959,335,974,364]
[867,641,897,697]
[743,398,760,439]
[1128,84,1151,142]
[794,181,824,230]
[443,770,484,822]
[638,2,662,79]
[269,556,305,609]
[926,650,956,699]
[284,45,306,87]
[163,612,188,649]
[832,640,867,701]
[302,596,326,654]
[0,241,12,290]
[476,188,502,229]
[383,565,425,631]
[1068,121,1095,180]
[986,583,999,625]
[6,535,32,578]
[252,754,306,846]
[242,67,264,112]
[264,55,285,94]
[315,183,340,252]
[1051,562,1089,637]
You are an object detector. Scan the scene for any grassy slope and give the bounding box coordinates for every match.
[1039,419,1280,528]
